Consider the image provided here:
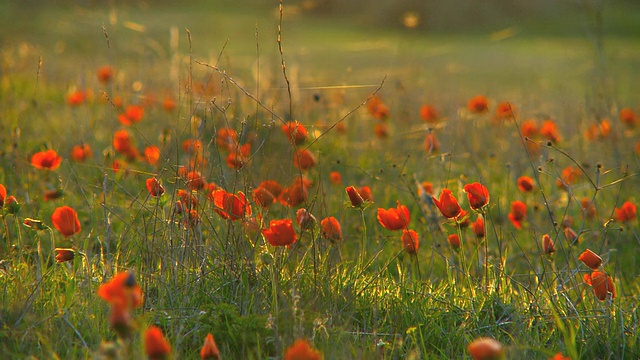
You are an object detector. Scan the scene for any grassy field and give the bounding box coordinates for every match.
[0,1,639,359]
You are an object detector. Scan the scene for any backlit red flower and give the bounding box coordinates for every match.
[463,182,489,210]
[424,133,439,153]
[619,107,637,127]
[71,143,92,162]
[262,219,297,247]
[472,216,485,238]
[495,101,515,120]
[213,190,251,221]
[358,186,373,202]
[97,271,143,309]
[401,229,419,254]
[329,171,342,185]
[367,95,390,119]
[284,339,322,360]
[579,248,602,269]
[294,149,316,170]
[432,189,462,219]
[507,201,527,229]
[51,206,81,237]
[216,128,238,150]
[556,166,581,189]
[146,178,165,197]
[540,119,561,143]
[345,186,364,207]
[67,90,85,106]
[296,208,317,230]
[542,234,556,255]
[447,233,461,252]
[97,65,112,84]
[467,95,489,114]
[279,178,309,207]
[31,150,62,170]
[200,333,220,360]
[144,326,172,360]
[0,184,6,206]
[282,121,309,144]
[584,270,616,301]
[320,217,342,243]
[377,201,411,230]
[118,105,144,126]
[614,201,636,222]
[55,248,75,263]
[517,176,534,192]
[467,337,503,360]
[419,104,439,122]
[144,146,161,166]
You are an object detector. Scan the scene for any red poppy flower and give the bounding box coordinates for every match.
[419,181,433,196]
[320,217,342,242]
[43,189,63,201]
[177,189,198,211]
[345,186,365,207]
[67,89,85,106]
[424,133,439,153]
[463,182,489,210]
[401,229,419,254]
[555,166,581,189]
[614,201,636,222]
[419,104,439,122]
[579,248,602,269]
[432,189,462,219]
[329,171,342,185]
[97,271,143,309]
[262,219,297,247]
[51,206,81,237]
[31,150,62,170]
[184,170,207,191]
[108,299,133,339]
[520,119,538,138]
[216,128,238,150]
[367,95,390,119]
[517,176,534,192]
[541,234,555,255]
[118,105,144,126]
[563,226,579,245]
[113,130,139,159]
[253,186,277,208]
[579,198,596,219]
[0,184,6,207]
[97,65,112,84]
[144,326,172,360]
[54,248,75,263]
[550,353,570,360]
[200,333,220,360]
[296,208,317,230]
[183,138,204,155]
[377,201,411,230]
[226,143,251,169]
[447,233,461,252]
[258,180,283,198]
[162,96,175,113]
[282,121,309,144]
[373,123,389,138]
[144,146,161,166]
[472,216,485,238]
[213,190,251,221]
[71,143,92,162]
[584,270,616,301]
[467,95,489,114]
[619,107,637,127]
[358,186,373,202]
[467,337,503,360]
[284,339,322,360]
[495,101,515,120]
[507,201,527,229]
[146,178,165,197]
[279,178,309,207]
[294,149,316,170]
[540,119,561,143]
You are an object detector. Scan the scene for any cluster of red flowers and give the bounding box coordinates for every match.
[579,248,616,301]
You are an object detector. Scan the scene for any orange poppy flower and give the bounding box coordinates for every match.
[279,179,309,207]
[144,146,161,166]
[619,107,637,127]
[401,229,419,254]
[262,219,297,247]
[0,184,6,206]
[51,206,81,237]
[377,201,411,230]
[367,95,390,119]
[296,208,317,230]
[467,95,489,114]
[213,190,251,221]
[467,337,503,360]
[463,182,489,210]
[54,248,75,263]
[258,180,283,199]
[144,326,172,360]
[358,186,373,202]
[472,216,485,238]
[293,149,316,170]
[182,138,204,155]
[97,271,143,309]
[507,201,527,229]
[162,96,175,113]
[31,150,62,170]
[373,123,389,138]
[614,201,636,222]
[579,248,602,269]
[447,233,461,252]
[284,339,322,360]
[118,105,144,126]
[542,234,555,255]
[564,227,579,245]
[550,353,570,360]
[320,217,342,243]
[225,143,251,169]
[418,181,433,196]
[579,198,596,219]
[423,133,439,153]
[584,270,616,301]
[555,166,581,189]
[419,104,439,122]
[67,89,86,106]
[329,171,342,185]
[517,176,534,192]
[97,65,112,84]
[345,186,365,207]
[184,170,207,191]
[113,130,138,159]
[200,333,220,360]
[540,119,561,143]
[282,121,309,144]
[495,101,515,120]
[253,186,277,208]
[177,189,198,211]
[71,143,92,162]
[216,128,238,150]
[146,178,165,197]
[186,209,201,228]
[520,119,538,138]
[432,189,462,219]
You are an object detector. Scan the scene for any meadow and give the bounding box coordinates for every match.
[0,1,639,359]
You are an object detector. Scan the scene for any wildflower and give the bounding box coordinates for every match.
[186,209,201,228]
[54,248,75,263]
[144,326,172,360]
[447,234,461,252]
[279,178,309,207]
[162,96,175,113]
[467,95,489,114]
[113,130,139,160]
[51,206,81,237]
[329,171,342,185]
[253,186,277,208]
[495,101,515,120]
[282,121,309,144]
[619,107,637,127]
[144,146,161,166]
[200,333,220,360]
[293,149,316,170]
[614,201,636,222]
[358,186,373,202]
[146,178,165,197]
[44,189,63,201]
[71,143,92,162]
[262,219,297,247]
[579,248,602,269]
[183,139,204,155]
[373,123,389,138]
[424,133,439,153]
[584,270,616,301]
[109,300,134,339]
[432,189,462,219]
[467,337,503,360]
[345,186,364,207]
[463,182,490,210]
[184,170,207,191]
[284,339,322,360]
[419,181,433,196]
[520,119,538,138]
[367,95,389,119]
[31,150,62,170]
[401,229,419,254]
[97,65,112,84]
[212,190,251,221]
[0,184,5,206]
[564,227,579,245]
[377,201,411,230]
[118,105,144,126]
[516,176,534,192]
[556,166,581,189]
[258,180,283,199]
[550,353,570,360]
[67,90,85,106]
[177,189,198,211]
[579,198,596,219]
[419,104,439,122]
[320,217,342,243]
[296,208,317,230]
[226,143,251,169]
[540,119,561,143]
[216,128,238,150]
[507,201,526,229]
[541,234,555,255]
[472,216,485,239]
